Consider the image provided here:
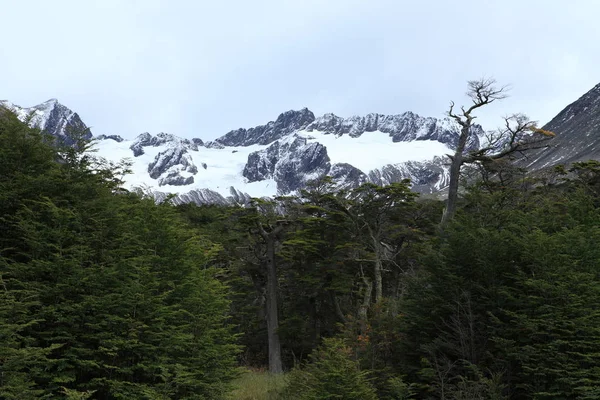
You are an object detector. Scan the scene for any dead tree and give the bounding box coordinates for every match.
[441,78,555,226]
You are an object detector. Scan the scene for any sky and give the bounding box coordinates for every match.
[2,0,599,140]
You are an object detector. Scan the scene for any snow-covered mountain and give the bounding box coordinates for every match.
[9,81,600,206]
[97,109,484,204]
[0,99,91,146]
[2,99,486,205]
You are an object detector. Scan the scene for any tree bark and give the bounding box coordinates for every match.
[441,120,470,226]
[441,155,463,226]
[331,292,347,323]
[367,227,384,303]
[373,243,383,304]
[358,275,372,335]
[264,234,283,374]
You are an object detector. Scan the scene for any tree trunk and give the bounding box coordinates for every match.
[440,153,463,226]
[368,228,383,303]
[358,275,372,335]
[441,124,470,226]
[265,236,283,374]
[373,242,383,304]
[331,292,347,323]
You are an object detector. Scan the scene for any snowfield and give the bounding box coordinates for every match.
[92,130,452,199]
[92,138,279,198]
[297,130,450,172]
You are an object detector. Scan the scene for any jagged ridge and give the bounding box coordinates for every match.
[3,99,498,205]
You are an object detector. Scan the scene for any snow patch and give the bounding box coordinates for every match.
[92,138,278,198]
[296,129,451,173]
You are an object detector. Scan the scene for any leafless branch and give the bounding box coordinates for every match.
[463,113,554,164]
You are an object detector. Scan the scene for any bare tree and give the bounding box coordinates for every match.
[441,78,555,226]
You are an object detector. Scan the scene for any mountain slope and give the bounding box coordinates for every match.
[523,83,600,170]
[93,108,483,203]
[0,99,92,145]
[2,99,487,205]
[8,82,600,206]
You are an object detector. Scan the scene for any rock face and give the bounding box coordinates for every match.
[215,108,316,146]
[148,147,198,179]
[132,135,199,187]
[305,111,481,150]
[0,99,92,146]
[153,188,228,206]
[243,135,331,193]
[241,134,388,194]
[153,187,251,206]
[368,157,449,193]
[130,132,198,157]
[96,134,124,142]
[329,163,369,190]
[522,83,600,170]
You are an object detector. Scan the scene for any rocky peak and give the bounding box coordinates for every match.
[243,135,330,193]
[129,132,198,157]
[215,108,316,147]
[0,99,91,146]
[95,134,124,142]
[306,111,481,150]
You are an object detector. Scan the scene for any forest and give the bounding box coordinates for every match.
[2,105,600,399]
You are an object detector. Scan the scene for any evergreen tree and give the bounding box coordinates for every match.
[281,337,378,400]
[0,110,240,399]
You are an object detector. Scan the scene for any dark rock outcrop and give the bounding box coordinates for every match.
[243,136,330,193]
[522,83,600,170]
[369,157,448,194]
[96,134,124,142]
[148,147,198,179]
[130,132,198,157]
[216,108,316,146]
[157,171,195,186]
[329,163,369,190]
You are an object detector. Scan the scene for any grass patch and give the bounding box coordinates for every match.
[227,368,288,400]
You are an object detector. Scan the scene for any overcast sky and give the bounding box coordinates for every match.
[2,0,598,140]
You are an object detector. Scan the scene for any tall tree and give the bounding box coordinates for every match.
[0,110,240,399]
[441,78,554,226]
[237,199,290,374]
[346,181,418,304]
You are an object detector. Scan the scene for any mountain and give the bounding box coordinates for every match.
[0,99,92,146]
[7,82,600,206]
[96,109,486,204]
[522,83,600,170]
[1,99,485,205]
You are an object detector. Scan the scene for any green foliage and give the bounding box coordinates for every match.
[399,176,600,399]
[60,387,97,399]
[9,99,600,399]
[0,111,239,399]
[281,337,378,400]
[226,369,288,400]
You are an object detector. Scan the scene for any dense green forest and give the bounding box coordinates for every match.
[2,108,600,399]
